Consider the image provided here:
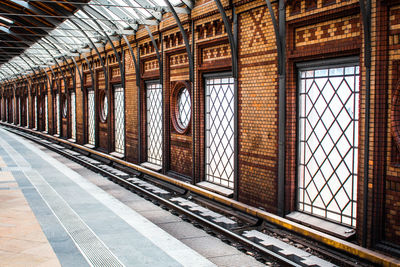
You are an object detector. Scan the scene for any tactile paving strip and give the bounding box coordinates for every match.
[27,170,124,267]
[0,136,124,267]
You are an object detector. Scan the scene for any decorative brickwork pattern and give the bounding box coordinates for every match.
[386,3,400,248]
[167,50,192,177]
[238,5,278,212]
[3,0,400,251]
[124,49,139,163]
[170,135,192,177]
[287,0,358,21]
[385,176,400,243]
[144,59,159,73]
[202,44,230,63]
[295,15,360,47]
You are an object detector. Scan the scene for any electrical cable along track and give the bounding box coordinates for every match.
[2,125,377,267]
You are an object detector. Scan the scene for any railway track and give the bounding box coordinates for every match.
[2,124,378,267]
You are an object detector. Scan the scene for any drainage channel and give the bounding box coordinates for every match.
[4,126,371,267]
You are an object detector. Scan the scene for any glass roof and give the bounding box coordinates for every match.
[0,0,192,81]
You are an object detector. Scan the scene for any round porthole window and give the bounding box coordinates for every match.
[177,88,191,129]
[100,91,108,122]
[62,95,67,118]
[171,82,191,134]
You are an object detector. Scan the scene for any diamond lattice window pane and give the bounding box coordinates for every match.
[26,97,28,127]
[45,95,48,132]
[88,90,95,145]
[146,83,163,166]
[71,93,76,140]
[56,94,60,135]
[178,88,191,129]
[6,98,10,121]
[205,76,235,189]
[34,96,37,129]
[114,86,125,154]
[18,97,21,125]
[102,95,108,121]
[297,65,359,227]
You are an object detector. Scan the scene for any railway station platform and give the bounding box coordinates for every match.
[0,128,265,267]
[3,124,400,267]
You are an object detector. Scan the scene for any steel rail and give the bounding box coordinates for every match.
[4,121,398,267]
[3,123,302,267]
[3,122,393,267]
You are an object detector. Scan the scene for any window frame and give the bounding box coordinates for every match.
[295,57,360,227]
[203,72,236,190]
[170,81,191,134]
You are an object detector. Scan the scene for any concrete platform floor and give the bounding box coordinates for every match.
[0,128,265,267]
[0,169,60,267]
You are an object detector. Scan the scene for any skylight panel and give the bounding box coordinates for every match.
[169,0,183,6]
[150,0,165,6]
[118,0,141,8]
[0,15,13,25]
[140,9,152,18]
[54,33,84,47]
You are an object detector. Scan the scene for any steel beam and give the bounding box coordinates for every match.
[8,0,61,26]
[264,0,286,216]
[67,17,108,91]
[213,0,237,78]
[137,41,141,163]
[45,36,83,84]
[41,38,77,90]
[163,0,193,82]
[359,0,371,248]
[83,6,124,77]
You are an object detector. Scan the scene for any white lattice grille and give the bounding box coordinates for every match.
[56,94,60,135]
[88,90,95,145]
[45,95,48,132]
[26,97,28,127]
[34,96,37,129]
[178,88,191,128]
[18,97,21,125]
[146,82,163,166]
[298,65,359,227]
[71,92,76,140]
[114,86,125,154]
[12,97,15,123]
[5,98,8,122]
[205,76,235,189]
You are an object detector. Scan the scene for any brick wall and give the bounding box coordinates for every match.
[3,0,400,252]
[124,46,139,163]
[384,1,400,248]
[237,4,279,211]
